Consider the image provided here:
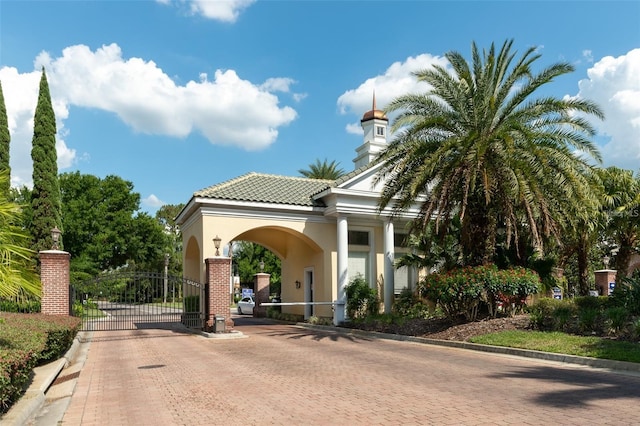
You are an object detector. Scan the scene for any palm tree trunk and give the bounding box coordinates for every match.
[576,234,590,296]
[462,195,496,266]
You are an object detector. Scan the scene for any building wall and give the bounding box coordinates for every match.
[182,211,339,318]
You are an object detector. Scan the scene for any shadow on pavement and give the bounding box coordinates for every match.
[232,316,372,343]
[487,365,640,408]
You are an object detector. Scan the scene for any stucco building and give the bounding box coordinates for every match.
[176,100,420,325]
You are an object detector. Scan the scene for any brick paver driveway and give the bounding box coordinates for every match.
[62,317,640,425]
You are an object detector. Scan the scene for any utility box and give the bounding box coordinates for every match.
[214,315,226,333]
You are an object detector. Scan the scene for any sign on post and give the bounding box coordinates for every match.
[552,287,562,300]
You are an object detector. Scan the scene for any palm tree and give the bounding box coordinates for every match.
[599,166,640,283]
[298,158,345,180]
[376,39,604,267]
[0,171,40,298]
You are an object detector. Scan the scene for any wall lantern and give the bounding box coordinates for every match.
[51,226,62,250]
[259,260,265,272]
[213,235,222,256]
[295,280,301,289]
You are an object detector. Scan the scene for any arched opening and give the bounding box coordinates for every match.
[229,226,329,320]
[184,236,201,282]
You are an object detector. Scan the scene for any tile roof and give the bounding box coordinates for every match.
[194,172,333,207]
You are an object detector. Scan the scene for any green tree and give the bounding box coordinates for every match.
[30,68,62,253]
[155,203,185,276]
[377,39,604,266]
[60,172,168,279]
[0,81,10,196]
[233,241,281,292]
[599,167,640,283]
[298,158,345,180]
[0,171,40,298]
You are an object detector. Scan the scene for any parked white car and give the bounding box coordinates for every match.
[237,296,255,315]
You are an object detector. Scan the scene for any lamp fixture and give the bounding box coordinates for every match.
[295,280,301,289]
[51,226,62,250]
[213,235,222,256]
[259,259,265,272]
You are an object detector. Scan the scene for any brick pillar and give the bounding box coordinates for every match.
[205,257,234,331]
[253,273,270,318]
[40,250,71,315]
[595,269,617,296]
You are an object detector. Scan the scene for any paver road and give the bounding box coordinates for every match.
[61,317,640,425]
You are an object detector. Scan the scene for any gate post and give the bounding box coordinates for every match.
[253,272,270,318]
[205,257,234,331]
[40,250,71,315]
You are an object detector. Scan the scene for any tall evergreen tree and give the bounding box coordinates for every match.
[30,68,62,253]
[0,80,10,196]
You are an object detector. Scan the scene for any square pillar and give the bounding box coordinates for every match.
[595,269,617,296]
[253,273,270,318]
[205,257,234,331]
[39,250,71,315]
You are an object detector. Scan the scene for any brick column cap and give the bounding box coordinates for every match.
[39,250,71,255]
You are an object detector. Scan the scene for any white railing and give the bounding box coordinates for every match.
[260,301,344,307]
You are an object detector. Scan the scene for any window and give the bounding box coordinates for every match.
[348,230,369,246]
[376,126,385,136]
[394,233,409,248]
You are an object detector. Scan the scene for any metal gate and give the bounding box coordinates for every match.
[70,271,205,331]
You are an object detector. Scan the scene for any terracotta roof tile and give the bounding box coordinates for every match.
[195,172,333,207]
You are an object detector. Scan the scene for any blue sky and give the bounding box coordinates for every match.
[1,0,639,214]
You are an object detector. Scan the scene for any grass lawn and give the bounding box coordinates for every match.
[470,330,640,363]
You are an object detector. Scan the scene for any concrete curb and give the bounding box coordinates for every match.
[1,334,86,426]
[298,323,640,374]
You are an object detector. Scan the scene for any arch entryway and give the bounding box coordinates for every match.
[228,226,331,320]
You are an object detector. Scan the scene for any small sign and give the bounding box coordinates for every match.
[609,282,615,294]
[242,288,254,298]
[552,287,562,300]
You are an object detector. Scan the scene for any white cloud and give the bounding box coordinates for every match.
[260,77,295,93]
[576,48,640,171]
[0,65,77,189]
[158,0,255,23]
[143,194,165,208]
[337,53,450,134]
[0,43,297,187]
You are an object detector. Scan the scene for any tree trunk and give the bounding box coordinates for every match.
[614,235,636,283]
[462,195,496,266]
[576,234,590,297]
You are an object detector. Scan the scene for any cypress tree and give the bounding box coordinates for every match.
[30,68,62,252]
[0,81,10,196]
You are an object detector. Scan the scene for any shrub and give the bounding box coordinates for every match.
[528,297,557,328]
[485,267,541,317]
[577,308,600,333]
[605,307,629,333]
[552,301,576,331]
[0,296,41,313]
[392,288,432,319]
[419,266,485,321]
[345,275,379,319]
[0,313,80,413]
[609,274,640,316]
[419,265,540,321]
[183,295,200,312]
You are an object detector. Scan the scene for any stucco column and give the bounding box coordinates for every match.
[205,257,234,331]
[40,250,71,316]
[253,272,270,318]
[335,214,348,325]
[383,219,395,313]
